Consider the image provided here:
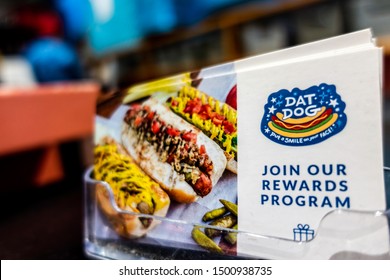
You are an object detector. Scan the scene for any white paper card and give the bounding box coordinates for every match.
[236,32,387,258]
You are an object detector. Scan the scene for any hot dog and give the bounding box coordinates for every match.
[93,137,170,238]
[121,98,227,203]
[268,106,338,138]
[167,86,237,174]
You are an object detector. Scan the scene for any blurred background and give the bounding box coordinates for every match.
[1,0,390,259]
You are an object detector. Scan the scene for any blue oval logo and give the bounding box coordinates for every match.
[261,83,347,146]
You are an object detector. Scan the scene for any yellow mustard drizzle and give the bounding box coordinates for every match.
[215,100,221,114]
[174,86,237,159]
[218,128,224,142]
[93,144,169,212]
[208,96,214,108]
[201,93,206,104]
[210,124,219,140]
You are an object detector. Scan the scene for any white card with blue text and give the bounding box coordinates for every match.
[235,30,387,259]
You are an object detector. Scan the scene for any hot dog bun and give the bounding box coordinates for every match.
[94,137,170,238]
[121,98,227,203]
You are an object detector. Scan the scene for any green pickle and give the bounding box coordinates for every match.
[223,224,238,245]
[202,207,227,222]
[219,199,238,216]
[205,214,237,238]
[191,227,224,254]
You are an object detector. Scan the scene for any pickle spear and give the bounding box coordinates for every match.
[205,214,237,238]
[224,224,238,245]
[219,199,238,216]
[202,207,227,222]
[123,73,192,104]
[192,226,224,254]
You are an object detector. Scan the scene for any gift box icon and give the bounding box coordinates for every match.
[293,224,314,241]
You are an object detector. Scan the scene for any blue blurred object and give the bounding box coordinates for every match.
[174,0,249,26]
[24,38,83,83]
[55,0,92,42]
[138,0,177,35]
[53,0,256,55]
[86,0,177,55]
[87,0,142,55]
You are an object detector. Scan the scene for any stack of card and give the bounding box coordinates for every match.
[237,29,387,259]
[90,29,388,259]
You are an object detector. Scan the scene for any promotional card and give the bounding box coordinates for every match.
[90,30,388,259]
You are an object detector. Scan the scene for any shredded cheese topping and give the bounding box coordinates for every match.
[94,143,169,213]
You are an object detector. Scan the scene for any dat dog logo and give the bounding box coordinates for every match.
[261,83,347,146]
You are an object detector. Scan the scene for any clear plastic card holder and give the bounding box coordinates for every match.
[84,167,390,260]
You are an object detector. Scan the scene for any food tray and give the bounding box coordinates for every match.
[83,167,390,260]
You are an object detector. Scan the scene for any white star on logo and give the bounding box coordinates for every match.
[271,97,277,103]
[264,128,270,133]
[268,105,276,114]
[329,99,339,107]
